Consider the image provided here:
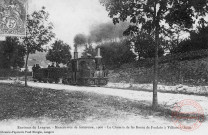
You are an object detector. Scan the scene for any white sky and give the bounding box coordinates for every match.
[28,0,111,47]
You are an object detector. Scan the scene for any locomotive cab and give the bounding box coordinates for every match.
[63,57,108,86]
[62,48,108,86]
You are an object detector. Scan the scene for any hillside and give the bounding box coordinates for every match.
[110,57,208,85]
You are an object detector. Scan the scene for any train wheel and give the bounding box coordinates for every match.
[67,79,71,85]
[62,80,65,84]
[62,78,67,84]
[55,79,59,84]
[99,79,107,86]
[48,80,53,83]
[87,79,94,86]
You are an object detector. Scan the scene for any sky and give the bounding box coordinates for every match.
[28,0,111,47]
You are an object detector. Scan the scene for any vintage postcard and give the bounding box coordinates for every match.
[0,0,208,135]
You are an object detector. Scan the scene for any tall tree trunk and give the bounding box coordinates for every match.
[24,52,29,87]
[153,25,159,109]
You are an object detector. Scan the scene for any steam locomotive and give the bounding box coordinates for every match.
[32,48,108,86]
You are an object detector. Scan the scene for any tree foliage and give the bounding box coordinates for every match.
[23,7,55,54]
[0,37,25,69]
[46,40,72,65]
[172,20,208,54]
[98,40,136,69]
[131,30,164,59]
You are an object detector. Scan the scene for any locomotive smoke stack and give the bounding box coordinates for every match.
[98,48,101,57]
[95,47,102,69]
[74,52,78,59]
[74,45,78,59]
[95,48,102,58]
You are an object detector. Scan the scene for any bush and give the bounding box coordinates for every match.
[109,64,153,84]
[109,58,208,85]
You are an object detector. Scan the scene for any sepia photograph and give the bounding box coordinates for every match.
[0,0,208,135]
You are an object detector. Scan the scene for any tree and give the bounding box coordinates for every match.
[46,40,72,65]
[100,0,208,109]
[98,39,136,69]
[172,19,208,54]
[22,7,55,86]
[0,37,26,69]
